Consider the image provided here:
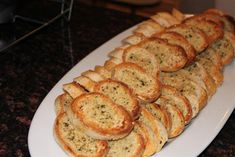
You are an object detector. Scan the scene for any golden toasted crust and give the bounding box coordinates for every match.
[106,131,145,157]
[156,97,185,138]
[144,103,171,134]
[94,79,140,119]
[167,24,209,53]
[134,121,157,157]
[94,65,112,79]
[123,34,145,45]
[54,93,73,115]
[63,82,86,99]
[81,70,105,82]
[123,45,160,78]
[172,8,185,22]
[161,85,192,124]
[54,112,108,157]
[138,37,188,72]
[112,62,161,102]
[156,31,196,64]
[73,76,96,92]
[67,92,134,140]
[139,107,168,152]
[183,17,224,44]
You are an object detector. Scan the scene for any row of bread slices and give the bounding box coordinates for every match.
[53,8,235,157]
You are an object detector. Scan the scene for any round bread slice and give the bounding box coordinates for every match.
[160,85,192,124]
[106,131,145,157]
[67,92,134,140]
[54,112,109,157]
[94,79,140,119]
[156,31,196,64]
[123,45,160,78]
[134,121,158,157]
[183,17,224,43]
[74,76,96,92]
[139,107,168,152]
[144,103,171,134]
[156,97,185,138]
[63,82,86,99]
[94,65,112,79]
[54,93,73,115]
[112,62,161,102]
[138,37,188,72]
[167,24,208,53]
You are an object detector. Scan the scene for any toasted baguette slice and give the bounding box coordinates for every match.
[134,121,158,157]
[161,75,207,117]
[141,19,165,32]
[161,85,192,124]
[81,70,105,82]
[210,37,234,65]
[167,24,208,53]
[157,31,196,64]
[123,45,160,77]
[196,56,224,87]
[151,14,171,28]
[139,107,168,152]
[106,131,145,157]
[108,44,130,60]
[94,65,112,79]
[172,8,185,22]
[183,17,224,43]
[67,92,134,140]
[112,62,161,102]
[54,93,73,115]
[182,62,217,99]
[123,34,145,45]
[156,97,185,138]
[94,79,140,119]
[158,12,181,25]
[104,57,122,70]
[138,37,188,72]
[74,76,96,92]
[144,103,171,133]
[63,82,86,99]
[54,112,108,157]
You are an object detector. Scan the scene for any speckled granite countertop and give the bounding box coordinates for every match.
[0,1,234,157]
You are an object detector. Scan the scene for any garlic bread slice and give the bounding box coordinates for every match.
[156,97,185,138]
[74,76,96,92]
[183,17,224,43]
[81,70,105,82]
[63,82,86,99]
[167,24,208,53]
[68,92,134,140]
[161,85,192,124]
[94,65,112,79]
[54,93,73,115]
[138,37,188,72]
[123,45,160,77]
[106,131,145,157]
[139,107,168,152]
[94,79,140,119]
[157,31,196,64]
[112,62,161,102]
[54,112,108,157]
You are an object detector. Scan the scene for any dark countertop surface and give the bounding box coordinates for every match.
[0,1,234,157]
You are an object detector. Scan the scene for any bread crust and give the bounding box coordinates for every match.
[112,62,161,102]
[68,92,134,140]
[138,37,188,71]
[74,76,96,92]
[94,79,140,119]
[54,112,109,157]
[63,82,86,99]
[94,65,112,79]
[54,93,73,115]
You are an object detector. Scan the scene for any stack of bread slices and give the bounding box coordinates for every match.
[53,8,235,157]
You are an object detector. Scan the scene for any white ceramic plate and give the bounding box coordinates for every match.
[28,24,235,157]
